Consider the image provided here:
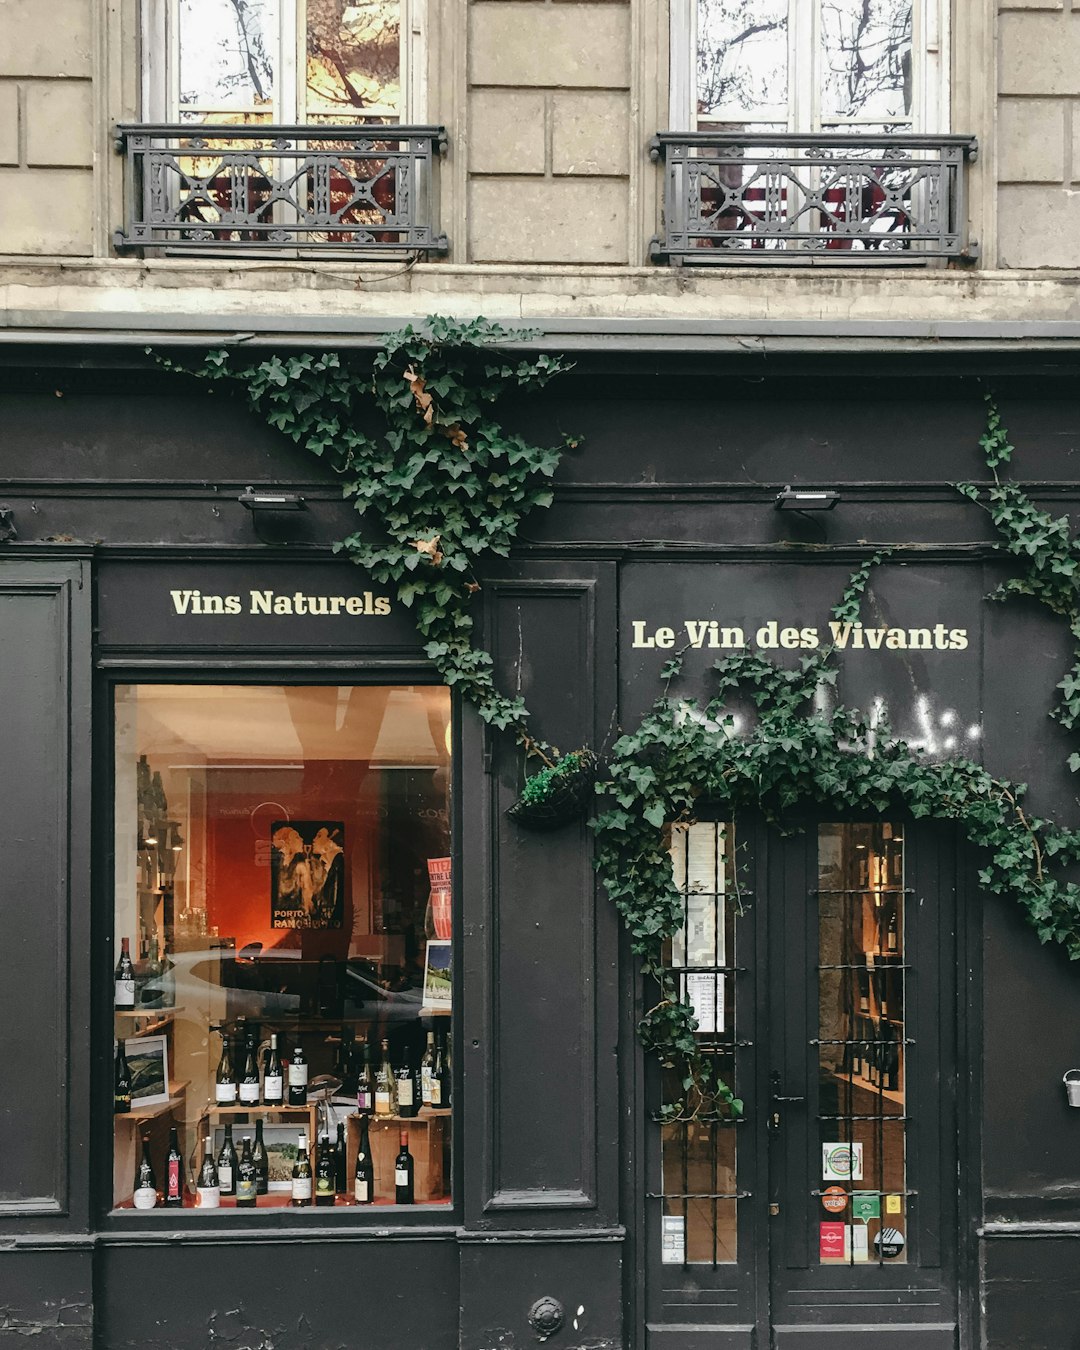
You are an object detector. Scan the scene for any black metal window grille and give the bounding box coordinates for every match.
[114,123,448,255]
[654,821,745,1268]
[814,822,911,1267]
[650,132,977,265]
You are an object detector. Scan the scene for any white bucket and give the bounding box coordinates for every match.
[1063,1070,1080,1107]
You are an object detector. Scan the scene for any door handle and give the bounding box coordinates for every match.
[768,1071,805,1130]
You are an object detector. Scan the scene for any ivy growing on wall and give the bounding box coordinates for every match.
[157,316,575,761]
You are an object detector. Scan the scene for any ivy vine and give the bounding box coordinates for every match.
[156,316,576,761]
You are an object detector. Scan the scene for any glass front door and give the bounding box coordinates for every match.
[644,820,961,1349]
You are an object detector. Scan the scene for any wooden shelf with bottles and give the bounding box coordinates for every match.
[115,1007,183,1037]
[115,1082,189,1126]
[114,1192,453,1211]
[829,1069,904,1108]
[346,1112,447,1203]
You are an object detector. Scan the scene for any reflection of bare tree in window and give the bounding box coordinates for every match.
[178,0,275,112]
[307,0,401,117]
[697,0,787,119]
[821,0,912,121]
[228,0,272,103]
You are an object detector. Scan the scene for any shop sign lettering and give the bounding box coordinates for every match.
[629,619,968,653]
[169,588,393,617]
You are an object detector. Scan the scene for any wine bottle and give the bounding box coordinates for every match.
[315,1133,335,1206]
[375,1039,395,1116]
[334,1121,347,1196]
[114,1039,132,1114]
[396,1056,418,1119]
[394,1131,414,1205]
[356,1041,374,1116]
[165,1125,183,1208]
[288,1043,308,1106]
[196,1135,220,1208]
[114,936,135,1009]
[291,1134,312,1206]
[141,937,163,1008]
[263,1033,284,1105]
[252,1119,269,1196]
[217,1123,237,1197]
[432,1032,450,1108]
[886,904,900,953]
[236,1136,257,1207]
[354,1115,374,1204]
[420,1032,435,1107]
[215,1033,237,1105]
[159,943,175,1008]
[133,1133,158,1209]
[239,1036,260,1106]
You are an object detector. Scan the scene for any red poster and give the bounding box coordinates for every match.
[819,1222,847,1260]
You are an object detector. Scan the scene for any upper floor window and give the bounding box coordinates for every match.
[141,0,423,124]
[671,0,948,133]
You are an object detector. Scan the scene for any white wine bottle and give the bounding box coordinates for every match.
[196,1135,220,1208]
[291,1134,312,1207]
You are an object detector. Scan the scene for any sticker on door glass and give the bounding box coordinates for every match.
[820,1185,848,1213]
[875,1226,905,1259]
[886,1194,903,1214]
[851,1191,880,1222]
[822,1142,864,1181]
[819,1222,847,1260]
[661,1215,686,1264]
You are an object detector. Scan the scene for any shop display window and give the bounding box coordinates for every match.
[112,683,452,1214]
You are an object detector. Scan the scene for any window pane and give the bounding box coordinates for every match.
[819,0,912,123]
[179,0,277,117]
[696,0,788,125]
[817,823,907,1265]
[306,0,402,122]
[113,684,452,1214]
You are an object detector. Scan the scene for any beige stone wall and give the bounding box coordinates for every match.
[0,0,95,256]
[465,0,633,264]
[998,3,1080,268]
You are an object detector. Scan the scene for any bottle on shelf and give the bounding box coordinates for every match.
[396,1055,418,1119]
[239,1035,261,1106]
[356,1040,374,1116]
[394,1131,414,1205]
[315,1133,335,1206]
[236,1136,257,1207]
[334,1121,347,1196]
[432,1032,450,1109]
[196,1135,220,1209]
[263,1033,284,1105]
[336,1025,356,1091]
[217,1123,238,1197]
[159,942,175,1008]
[252,1119,269,1196]
[886,903,900,954]
[354,1115,374,1205]
[114,936,135,1009]
[141,937,163,1008]
[375,1039,395,1117]
[291,1134,312,1207]
[420,1032,436,1107]
[165,1125,184,1208]
[215,1033,238,1105]
[133,1133,158,1210]
[288,1043,308,1106]
[114,1039,132,1114]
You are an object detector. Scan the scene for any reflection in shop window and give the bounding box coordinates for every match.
[113,684,452,1214]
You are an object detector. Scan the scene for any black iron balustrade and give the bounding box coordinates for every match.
[114,123,448,255]
[650,132,978,265]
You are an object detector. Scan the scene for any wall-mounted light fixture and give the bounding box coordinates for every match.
[238,487,306,512]
[238,487,308,543]
[774,487,841,512]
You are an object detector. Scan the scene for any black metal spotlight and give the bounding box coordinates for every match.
[774,487,841,511]
[238,487,306,512]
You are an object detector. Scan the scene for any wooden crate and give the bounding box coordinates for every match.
[346,1111,448,1203]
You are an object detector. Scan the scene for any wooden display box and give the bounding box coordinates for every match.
[346,1111,448,1203]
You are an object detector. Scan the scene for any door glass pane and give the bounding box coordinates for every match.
[819,0,913,124]
[816,823,907,1265]
[306,0,402,121]
[696,0,788,126]
[112,684,453,1214]
[660,822,739,1264]
[179,0,277,120]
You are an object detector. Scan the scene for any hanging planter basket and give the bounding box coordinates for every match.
[506,749,599,832]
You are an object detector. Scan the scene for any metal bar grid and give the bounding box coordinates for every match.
[114,123,449,255]
[650,133,978,266]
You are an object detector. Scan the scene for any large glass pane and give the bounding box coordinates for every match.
[819,0,913,124]
[178,0,277,119]
[696,0,788,126]
[817,823,907,1265]
[112,684,452,1214]
[660,822,739,1265]
[306,0,402,121]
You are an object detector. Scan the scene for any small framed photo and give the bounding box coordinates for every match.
[125,1033,170,1108]
[422,939,452,1013]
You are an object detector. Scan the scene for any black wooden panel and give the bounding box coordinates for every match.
[981,1236,1080,1350]
[472,566,619,1220]
[97,1237,459,1350]
[0,562,91,1225]
[0,1248,93,1346]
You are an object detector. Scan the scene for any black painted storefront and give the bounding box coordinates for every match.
[1,347,1080,1350]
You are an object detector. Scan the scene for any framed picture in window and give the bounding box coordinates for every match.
[125,1033,170,1108]
[422,939,452,1014]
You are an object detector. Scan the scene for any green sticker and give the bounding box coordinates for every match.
[852,1192,881,1222]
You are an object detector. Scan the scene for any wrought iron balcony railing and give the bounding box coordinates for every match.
[650,132,978,265]
[114,123,448,256]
